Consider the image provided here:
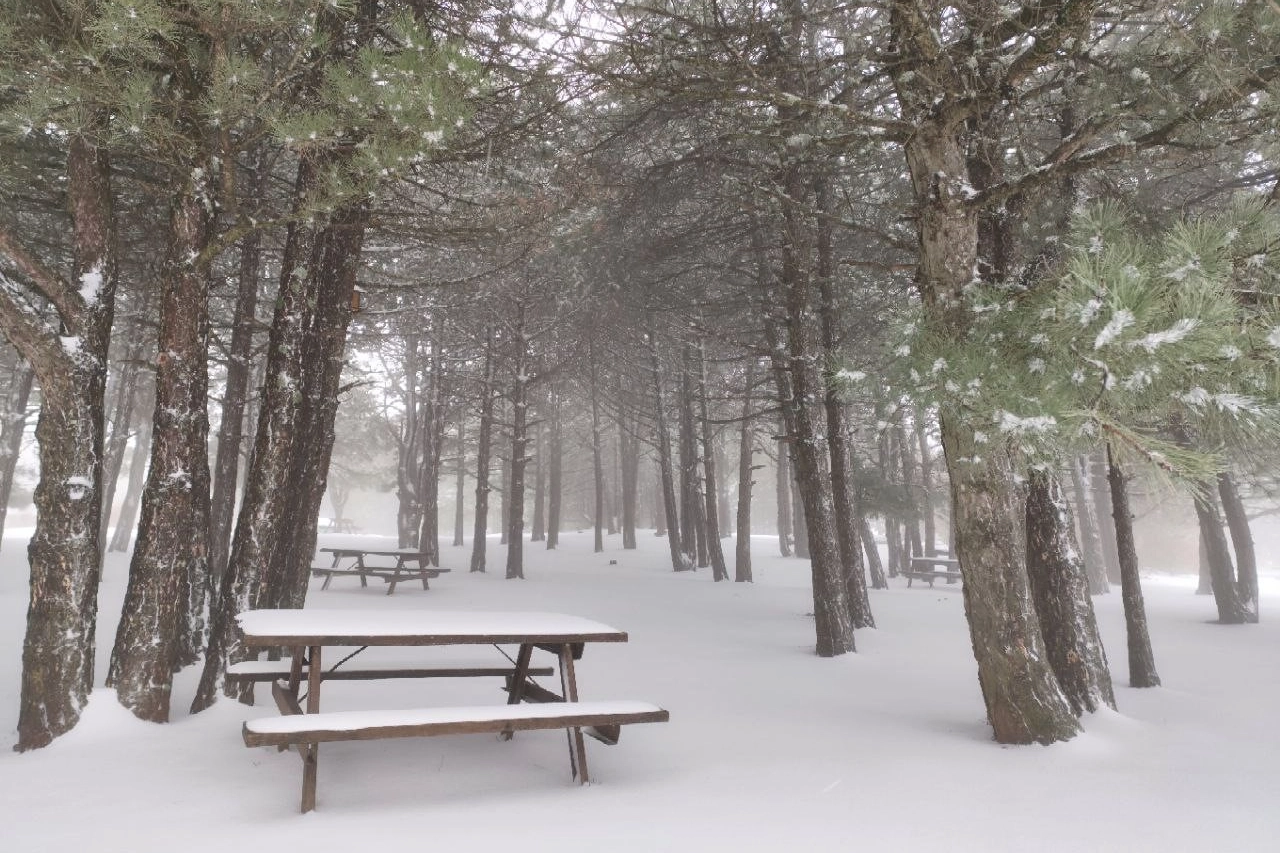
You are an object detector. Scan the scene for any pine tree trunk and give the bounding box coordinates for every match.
[1025,470,1116,715]
[13,134,118,750]
[0,358,35,548]
[1217,472,1258,622]
[109,394,152,553]
[914,411,938,556]
[530,419,545,543]
[210,226,262,580]
[696,338,728,581]
[110,165,215,721]
[790,466,810,559]
[647,321,685,569]
[735,358,757,582]
[453,415,466,547]
[618,380,639,550]
[416,325,444,566]
[470,331,494,571]
[193,148,366,713]
[591,347,605,554]
[860,515,888,589]
[397,332,422,548]
[1091,450,1122,584]
[1106,444,1161,688]
[546,384,562,550]
[1069,455,1110,594]
[775,428,793,557]
[99,320,146,550]
[1191,488,1248,624]
[506,331,529,579]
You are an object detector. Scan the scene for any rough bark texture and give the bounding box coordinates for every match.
[734,358,756,583]
[110,164,215,722]
[11,134,118,749]
[1025,470,1116,716]
[1106,445,1160,688]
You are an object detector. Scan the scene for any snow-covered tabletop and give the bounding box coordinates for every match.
[237,609,628,646]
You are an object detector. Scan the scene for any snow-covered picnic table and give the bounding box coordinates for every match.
[235,608,668,812]
[312,546,450,594]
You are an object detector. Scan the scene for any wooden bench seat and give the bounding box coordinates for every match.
[243,700,669,746]
[309,565,451,593]
[225,659,553,683]
[244,701,669,811]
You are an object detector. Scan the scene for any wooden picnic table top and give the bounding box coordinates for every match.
[237,608,629,648]
[319,547,431,558]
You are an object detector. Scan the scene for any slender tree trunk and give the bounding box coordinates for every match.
[530,418,545,542]
[860,515,888,589]
[618,379,639,550]
[109,390,153,553]
[470,330,495,572]
[1070,455,1110,594]
[897,420,924,559]
[417,324,445,566]
[1191,488,1248,624]
[735,359,757,583]
[0,358,35,547]
[775,429,793,557]
[790,465,810,559]
[1091,451,1122,584]
[647,320,686,570]
[590,347,605,554]
[209,226,262,581]
[396,332,422,548]
[1217,472,1258,622]
[506,325,529,579]
[99,318,146,550]
[1106,443,1161,688]
[914,411,938,556]
[677,347,702,567]
[696,338,728,581]
[453,415,466,547]
[1025,470,1116,715]
[546,384,562,550]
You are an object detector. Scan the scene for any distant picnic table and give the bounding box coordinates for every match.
[312,546,450,594]
[903,555,962,587]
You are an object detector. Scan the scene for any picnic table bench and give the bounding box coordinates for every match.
[904,555,962,587]
[236,609,669,813]
[312,547,450,594]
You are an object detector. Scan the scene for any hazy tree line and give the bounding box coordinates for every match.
[0,0,1278,752]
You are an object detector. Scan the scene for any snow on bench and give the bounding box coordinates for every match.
[225,658,554,683]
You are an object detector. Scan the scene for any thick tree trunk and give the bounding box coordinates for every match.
[1106,444,1161,688]
[1025,470,1116,715]
[12,134,118,750]
[1217,472,1258,622]
[0,358,35,547]
[1069,455,1110,594]
[470,330,495,571]
[110,166,215,721]
[210,229,261,580]
[901,119,1078,742]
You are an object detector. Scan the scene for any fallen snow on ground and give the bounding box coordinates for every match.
[1,529,1278,853]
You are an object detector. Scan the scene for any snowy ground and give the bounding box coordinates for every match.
[1,528,1278,852]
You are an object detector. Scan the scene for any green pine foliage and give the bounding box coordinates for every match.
[860,197,1280,487]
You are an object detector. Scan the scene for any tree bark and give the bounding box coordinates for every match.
[1025,470,1116,716]
[110,163,216,721]
[1191,487,1248,624]
[545,383,561,550]
[695,338,729,581]
[1217,472,1258,622]
[109,389,153,553]
[10,133,118,749]
[470,329,495,571]
[453,415,467,547]
[505,323,529,579]
[1069,455,1110,594]
[1106,443,1161,688]
[646,319,686,570]
[735,358,757,583]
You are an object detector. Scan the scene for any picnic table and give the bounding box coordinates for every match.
[904,555,962,587]
[235,608,669,812]
[312,546,450,594]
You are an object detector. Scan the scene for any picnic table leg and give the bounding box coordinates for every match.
[499,644,535,741]
[557,644,590,784]
[300,645,323,813]
[355,555,369,588]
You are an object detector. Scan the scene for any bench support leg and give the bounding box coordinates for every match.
[299,645,324,812]
[558,644,589,784]
[499,644,534,741]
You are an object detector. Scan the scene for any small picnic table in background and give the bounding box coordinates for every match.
[312,547,451,594]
